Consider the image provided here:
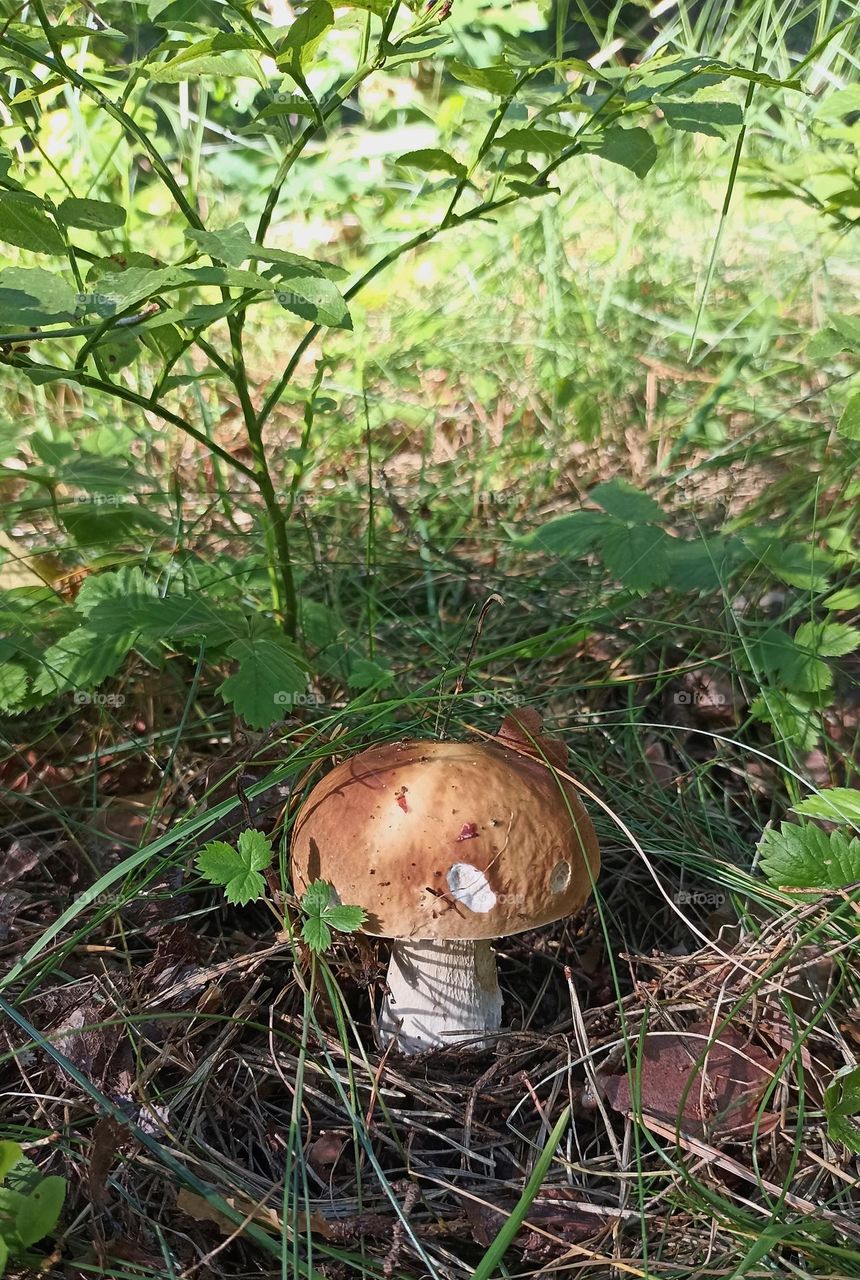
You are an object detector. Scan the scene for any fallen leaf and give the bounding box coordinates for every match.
[177,1187,331,1239]
[307,1130,347,1174]
[464,1186,596,1255]
[600,1022,780,1140]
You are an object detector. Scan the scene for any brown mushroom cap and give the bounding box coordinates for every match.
[290,714,600,941]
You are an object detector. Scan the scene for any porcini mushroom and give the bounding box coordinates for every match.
[290,709,600,1053]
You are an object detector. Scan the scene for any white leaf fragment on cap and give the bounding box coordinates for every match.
[446,863,497,913]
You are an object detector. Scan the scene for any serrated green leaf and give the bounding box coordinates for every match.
[0,267,78,328]
[219,636,307,729]
[601,521,670,590]
[0,193,64,254]
[749,690,821,752]
[301,914,332,953]
[795,620,860,659]
[197,830,272,906]
[825,1065,860,1154]
[85,593,244,650]
[792,788,860,825]
[75,567,157,617]
[520,509,613,556]
[757,821,860,890]
[746,627,832,694]
[823,586,860,611]
[0,663,29,712]
[301,878,332,915]
[14,1175,66,1247]
[59,503,168,547]
[593,127,658,178]
[324,903,366,933]
[448,60,516,96]
[0,1142,22,1182]
[837,392,860,441]
[347,657,393,690]
[33,628,133,698]
[739,531,833,591]
[57,198,126,231]
[396,149,467,179]
[236,828,275,870]
[590,480,664,523]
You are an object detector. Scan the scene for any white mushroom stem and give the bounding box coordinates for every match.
[379,939,502,1054]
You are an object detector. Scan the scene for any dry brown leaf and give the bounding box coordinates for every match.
[176,1187,332,1239]
[600,1021,780,1141]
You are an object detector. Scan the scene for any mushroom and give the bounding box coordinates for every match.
[290,709,600,1053]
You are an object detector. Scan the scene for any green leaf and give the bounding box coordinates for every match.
[0,193,64,254]
[665,535,740,592]
[75,567,157,618]
[148,35,262,82]
[86,593,243,650]
[347,657,393,690]
[520,509,613,556]
[301,879,332,915]
[273,273,351,329]
[749,690,821,752]
[186,223,253,268]
[0,267,78,328]
[301,914,332,952]
[57,198,126,231]
[593,127,658,178]
[823,587,860,611]
[0,1234,7,1274]
[795,620,860,659]
[659,100,743,136]
[757,821,860,890]
[196,829,273,905]
[590,480,664,523]
[59,503,168,547]
[824,1065,860,1154]
[396,149,467,179]
[792,789,860,825]
[219,636,307,729]
[0,662,29,713]
[324,903,367,933]
[601,521,670,590]
[33,628,133,698]
[0,1142,22,1182]
[746,627,832,694]
[837,392,860,441]
[278,1,334,74]
[806,327,847,360]
[447,60,517,96]
[740,529,833,591]
[494,127,570,156]
[14,1175,66,1247]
